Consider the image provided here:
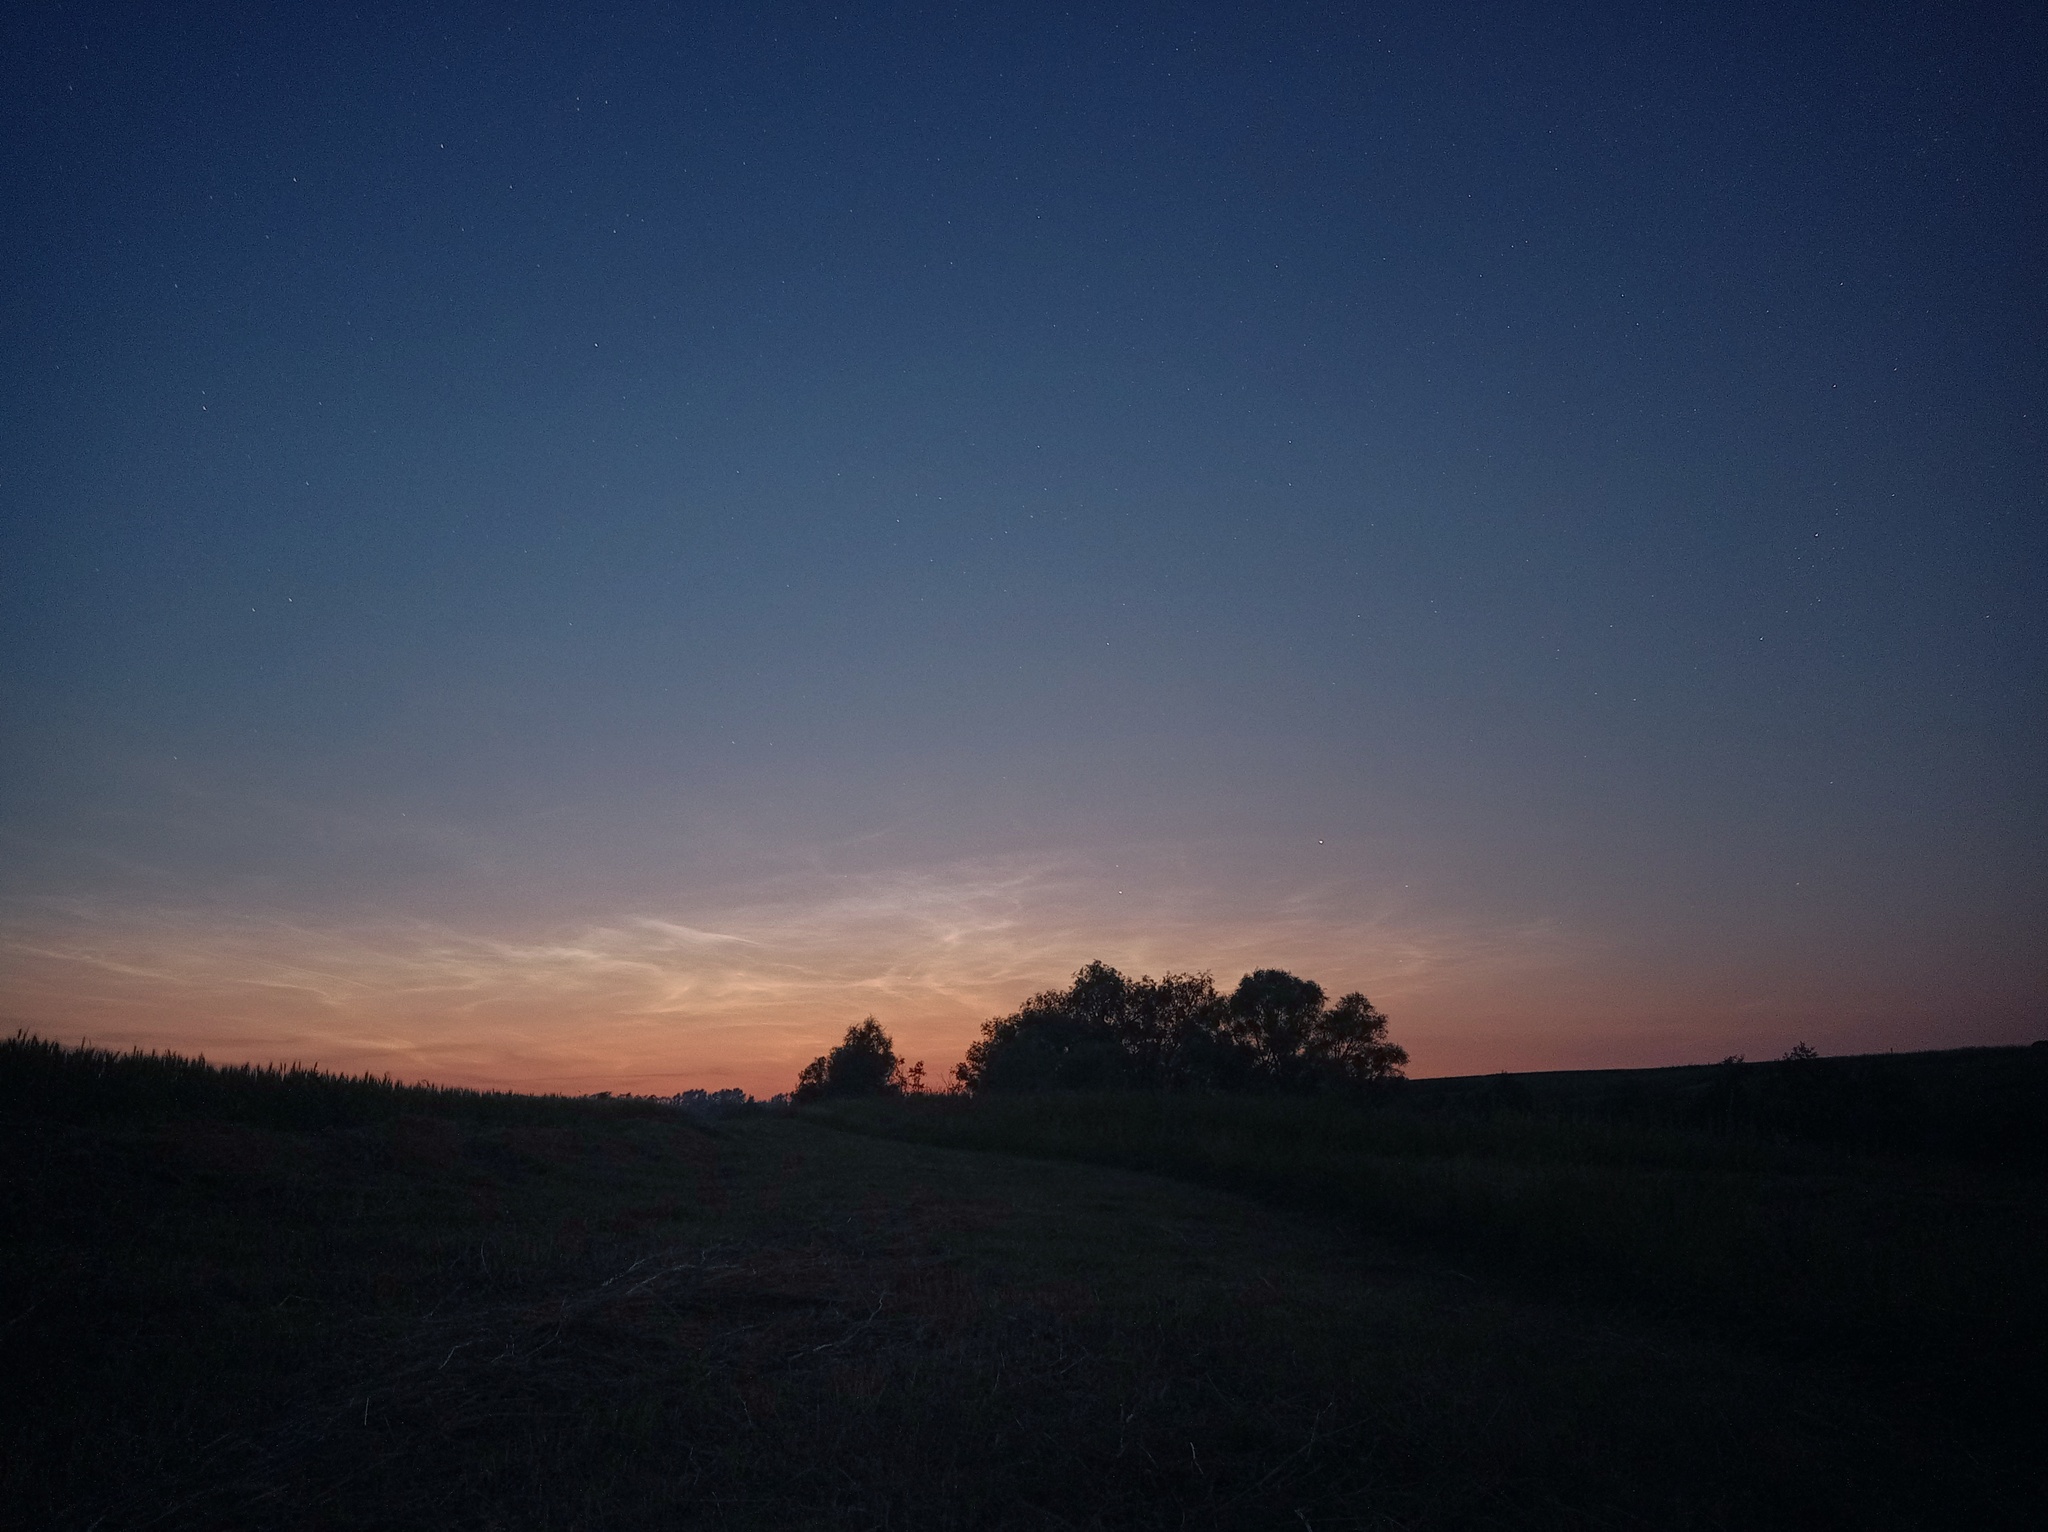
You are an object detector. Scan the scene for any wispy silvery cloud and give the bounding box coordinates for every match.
[0,849,1595,1091]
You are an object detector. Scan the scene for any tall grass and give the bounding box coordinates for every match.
[811,1090,2048,1406]
[0,1031,665,1130]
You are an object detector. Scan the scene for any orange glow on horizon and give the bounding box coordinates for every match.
[2,854,2030,1096]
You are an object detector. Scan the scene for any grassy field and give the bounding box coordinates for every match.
[811,1084,2048,1390]
[4,1037,2043,1528]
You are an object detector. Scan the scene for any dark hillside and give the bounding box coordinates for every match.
[814,1058,2048,1497]
[5,1038,2043,1528]
[1397,1044,2048,1164]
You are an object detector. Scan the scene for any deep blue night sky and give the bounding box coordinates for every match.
[3,2,2042,1091]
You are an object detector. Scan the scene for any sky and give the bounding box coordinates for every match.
[2,1,2042,1095]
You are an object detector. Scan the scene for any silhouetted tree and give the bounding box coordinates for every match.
[1127,969,1253,1089]
[1306,990,1409,1086]
[792,1017,904,1102]
[1227,969,1327,1086]
[957,962,1242,1092]
[955,961,1404,1095]
[954,968,1132,1093]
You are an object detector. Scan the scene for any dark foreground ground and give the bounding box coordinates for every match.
[3,1054,2044,1529]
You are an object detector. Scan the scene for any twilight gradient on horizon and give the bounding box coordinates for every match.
[2,2,2043,1090]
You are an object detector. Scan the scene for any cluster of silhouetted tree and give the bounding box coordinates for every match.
[957,962,1407,1093]
[791,963,1407,1101]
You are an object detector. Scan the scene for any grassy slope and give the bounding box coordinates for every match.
[3,1043,2042,1528]
[811,1090,2047,1516]
[1396,1045,2048,1164]
[809,1091,2048,1380]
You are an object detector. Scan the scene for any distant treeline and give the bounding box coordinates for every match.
[0,1032,667,1131]
[794,962,1408,1102]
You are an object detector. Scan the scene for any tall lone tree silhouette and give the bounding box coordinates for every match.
[792,1018,920,1102]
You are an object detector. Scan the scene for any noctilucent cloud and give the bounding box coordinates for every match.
[3,3,2042,1094]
